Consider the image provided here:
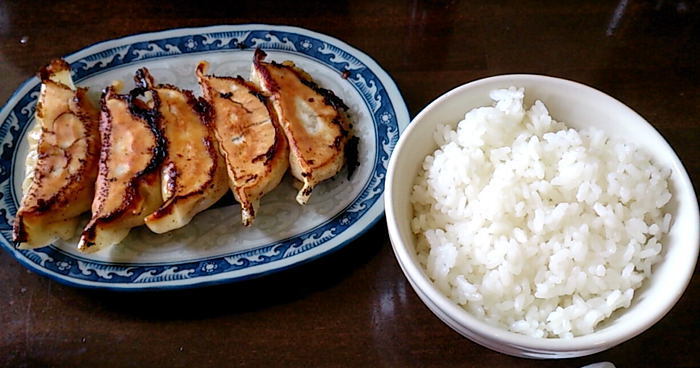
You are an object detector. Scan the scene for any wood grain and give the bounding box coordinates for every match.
[1,0,698,366]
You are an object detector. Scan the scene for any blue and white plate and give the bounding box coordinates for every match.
[0,25,409,290]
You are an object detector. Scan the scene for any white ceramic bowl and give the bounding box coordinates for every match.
[385,74,700,358]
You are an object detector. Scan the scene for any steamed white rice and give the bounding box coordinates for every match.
[410,87,672,338]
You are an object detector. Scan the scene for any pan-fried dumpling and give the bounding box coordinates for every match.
[78,84,165,253]
[251,49,352,205]
[13,59,100,248]
[196,61,289,226]
[135,68,229,234]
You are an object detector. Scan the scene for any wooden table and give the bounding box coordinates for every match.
[1,1,698,366]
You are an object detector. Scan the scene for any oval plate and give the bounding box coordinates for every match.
[0,24,409,290]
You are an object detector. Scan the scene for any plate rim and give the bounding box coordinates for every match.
[0,24,409,290]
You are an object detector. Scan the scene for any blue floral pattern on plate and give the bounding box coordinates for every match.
[0,25,409,290]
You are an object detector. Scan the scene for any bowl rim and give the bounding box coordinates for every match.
[385,73,700,353]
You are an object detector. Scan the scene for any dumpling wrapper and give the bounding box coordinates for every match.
[78,84,165,253]
[196,61,289,226]
[137,68,229,234]
[251,49,352,205]
[13,59,100,249]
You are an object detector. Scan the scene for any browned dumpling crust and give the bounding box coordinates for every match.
[78,83,165,253]
[135,68,229,234]
[13,59,100,248]
[197,61,289,226]
[251,49,352,205]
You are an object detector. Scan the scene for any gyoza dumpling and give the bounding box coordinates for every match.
[13,59,100,248]
[196,61,289,226]
[136,68,229,234]
[78,83,165,253]
[251,49,352,205]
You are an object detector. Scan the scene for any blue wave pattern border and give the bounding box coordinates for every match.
[0,28,401,288]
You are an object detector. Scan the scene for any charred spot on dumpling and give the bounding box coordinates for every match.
[78,84,165,252]
[139,68,229,234]
[196,60,289,225]
[250,48,356,205]
[14,58,100,249]
[248,89,268,103]
[345,136,360,180]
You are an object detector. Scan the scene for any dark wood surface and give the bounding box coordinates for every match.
[1,1,699,367]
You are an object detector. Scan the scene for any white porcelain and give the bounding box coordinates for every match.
[0,25,409,289]
[385,74,700,358]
